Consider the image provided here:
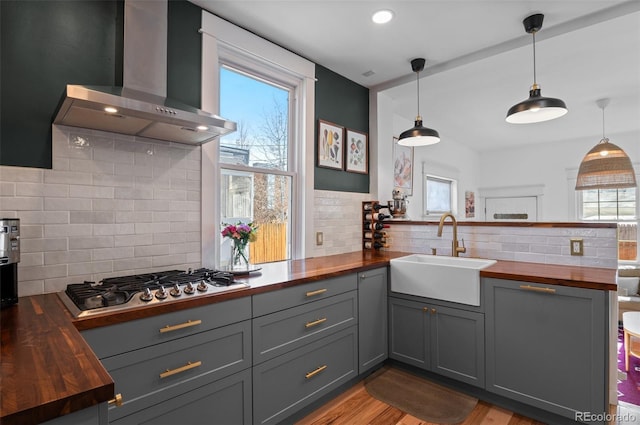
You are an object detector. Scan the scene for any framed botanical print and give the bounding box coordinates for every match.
[345,128,368,174]
[317,120,344,170]
[393,137,413,195]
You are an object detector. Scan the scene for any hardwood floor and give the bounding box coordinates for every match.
[296,380,547,425]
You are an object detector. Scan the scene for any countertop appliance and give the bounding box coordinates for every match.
[58,268,250,318]
[0,218,20,308]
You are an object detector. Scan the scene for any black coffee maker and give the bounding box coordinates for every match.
[1,218,20,308]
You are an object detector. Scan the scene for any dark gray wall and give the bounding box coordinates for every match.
[167,0,202,109]
[0,1,123,169]
[314,65,370,193]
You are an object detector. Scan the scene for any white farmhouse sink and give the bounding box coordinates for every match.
[389,254,497,306]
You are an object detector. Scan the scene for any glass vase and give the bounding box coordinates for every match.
[230,241,250,271]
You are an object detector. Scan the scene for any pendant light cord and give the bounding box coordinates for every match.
[416,69,421,118]
[601,105,607,142]
[532,31,537,86]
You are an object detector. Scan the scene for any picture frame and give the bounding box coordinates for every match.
[345,128,368,174]
[392,137,414,195]
[317,119,344,170]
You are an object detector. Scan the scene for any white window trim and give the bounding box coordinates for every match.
[199,11,315,268]
[423,174,458,218]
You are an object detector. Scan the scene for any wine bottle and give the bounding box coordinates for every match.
[364,222,390,230]
[363,202,390,211]
[365,212,390,221]
[364,241,389,249]
[363,231,386,239]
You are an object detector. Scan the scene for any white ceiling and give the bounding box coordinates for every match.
[190,0,640,152]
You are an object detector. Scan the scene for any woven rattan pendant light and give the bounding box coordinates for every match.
[575,98,637,190]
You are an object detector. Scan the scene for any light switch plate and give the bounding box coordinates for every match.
[316,232,323,246]
[570,238,583,256]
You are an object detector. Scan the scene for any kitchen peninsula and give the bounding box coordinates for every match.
[1,250,615,425]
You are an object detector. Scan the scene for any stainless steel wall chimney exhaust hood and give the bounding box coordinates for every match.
[53,0,236,145]
[53,85,236,145]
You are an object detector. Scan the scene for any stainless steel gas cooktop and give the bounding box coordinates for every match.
[58,268,250,318]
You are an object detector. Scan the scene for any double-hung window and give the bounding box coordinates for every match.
[219,65,295,265]
[580,188,638,262]
[200,12,314,268]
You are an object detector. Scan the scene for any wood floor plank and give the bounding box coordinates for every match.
[296,376,547,425]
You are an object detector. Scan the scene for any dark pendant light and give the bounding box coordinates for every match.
[398,58,440,146]
[575,98,637,190]
[506,14,568,124]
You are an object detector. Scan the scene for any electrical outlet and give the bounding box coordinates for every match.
[316,232,323,246]
[570,238,583,256]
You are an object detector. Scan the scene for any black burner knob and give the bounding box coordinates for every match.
[155,286,168,299]
[140,288,153,302]
[170,284,182,297]
[184,282,195,295]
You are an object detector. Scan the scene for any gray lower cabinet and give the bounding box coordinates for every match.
[81,297,252,424]
[484,278,608,423]
[252,274,359,425]
[358,267,388,374]
[388,296,485,387]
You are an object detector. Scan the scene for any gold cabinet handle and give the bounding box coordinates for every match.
[160,361,202,379]
[305,364,327,379]
[431,308,436,314]
[108,393,123,407]
[305,317,327,328]
[305,288,327,297]
[423,307,428,312]
[159,319,202,333]
[519,285,556,294]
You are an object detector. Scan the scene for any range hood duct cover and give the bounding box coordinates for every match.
[53,0,236,145]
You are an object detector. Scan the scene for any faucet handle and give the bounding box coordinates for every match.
[458,238,467,254]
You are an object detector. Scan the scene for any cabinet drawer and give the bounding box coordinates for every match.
[103,320,251,421]
[253,291,357,363]
[253,326,357,425]
[111,368,252,425]
[82,297,251,358]
[252,274,357,316]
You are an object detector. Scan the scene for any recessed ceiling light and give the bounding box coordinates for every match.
[372,10,394,24]
[104,106,118,114]
[196,125,208,131]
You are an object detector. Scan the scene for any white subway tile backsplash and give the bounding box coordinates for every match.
[70,211,115,224]
[0,196,43,211]
[69,236,114,250]
[2,128,202,297]
[44,224,92,238]
[45,197,92,211]
[0,166,43,182]
[16,182,69,198]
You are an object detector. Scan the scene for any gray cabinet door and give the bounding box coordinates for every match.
[111,368,252,425]
[431,305,484,387]
[388,297,429,369]
[484,278,608,423]
[389,297,485,387]
[358,267,388,374]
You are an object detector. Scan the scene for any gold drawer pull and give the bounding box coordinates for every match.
[305,364,327,379]
[160,361,202,379]
[519,285,556,294]
[159,319,202,333]
[305,317,327,328]
[108,393,123,407]
[306,288,327,297]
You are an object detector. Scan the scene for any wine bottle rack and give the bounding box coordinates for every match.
[362,201,390,251]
